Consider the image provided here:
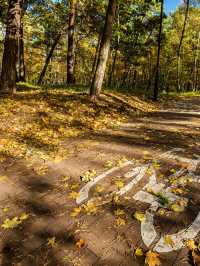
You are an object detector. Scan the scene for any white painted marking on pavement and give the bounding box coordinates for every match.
[161,148,200,171]
[76,161,133,205]
[117,165,149,196]
[141,211,158,247]
[154,212,200,253]
[77,148,200,253]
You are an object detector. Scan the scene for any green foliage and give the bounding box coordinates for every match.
[0,0,199,93]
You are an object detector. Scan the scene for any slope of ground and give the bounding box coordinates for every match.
[0,85,157,164]
[0,86,199,266]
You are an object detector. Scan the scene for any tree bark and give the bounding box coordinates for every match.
[67,0,77,84]
[37,20,69,85]
[108,47,118,87]
[17,17,26,82]
[90,0,117,99]
[90,33,102,84]
[37,34,61,85]
[193,31,200,91]
[177,0,190,92]
[0,0,23,93]
[153,0,164,101]
[17,0,27,82]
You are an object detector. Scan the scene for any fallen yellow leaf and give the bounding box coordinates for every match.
[186,239,197,250]
[94,185,104,193]
[145,251,160,266]
[76,239,85,248]
[114,209,125,216]
[104,160,113,168]
[2,217,21,229]
[115,180,124,189]
[134,211,145,222]
[135,247,144,257]
[68,191,79,199]
[3,207,9,213]
[83,201,98,215]
[115,217,126,226]
[164,235,174,247]
[70,183,79,190]
[47,237,57,247]
[20,213,29,221]
[70,207,82,217]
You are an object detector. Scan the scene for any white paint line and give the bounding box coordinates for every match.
[134,191,157,205]
[170,169,186,179]
[77,148,200,254]
[117,165,149,196]
[154,212,200,253]
[137,170,200,252]
[124,167,141,178]
[141,211,158,247]
[76,161,133,205]
[161,148,200,171]
[144,172,157,188]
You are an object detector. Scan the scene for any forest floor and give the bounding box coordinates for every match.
[0,86,200,266]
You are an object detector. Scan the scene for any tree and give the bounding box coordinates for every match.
[0,0,23,93]
[17,0,28,82]
[177,0,190,91]
[90,0,117,99]
[34,0,69,84]
[154,0,164,101]
[37,21,68,85]
[67,0,77,84]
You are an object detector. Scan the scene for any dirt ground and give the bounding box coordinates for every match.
[0,96,200,266]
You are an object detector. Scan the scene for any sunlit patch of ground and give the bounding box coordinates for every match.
[0,85,157,164]
[1,87,199,265]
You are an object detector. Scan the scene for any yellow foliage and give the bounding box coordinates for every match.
[164,235,175,247]
[115,179,124,189]
[2,217,21,229]
[145,251,161,266]
[94,185,104,193]
[47,237,57,248]
[134,211,145,222]
[76,239,85,248]
[81,170,96,183]
[186,239,197,250]
[104,160,114,168]
[135,247,144,257]
[68,191,79,199]
[83,201,98,215]
[114,209,125,216]
[70,207,82,217]
[1,213,29,229]
[115,217,126,226]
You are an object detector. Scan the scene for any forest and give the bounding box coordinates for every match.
[0,0,200,266]
[0,0,200,99]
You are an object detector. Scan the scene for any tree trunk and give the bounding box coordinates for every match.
[17,0,28,82]
[90,0,117,99]
[67,0,77,84]
[193,31,200,91]
[177,0,190,92]
[0,0,23,93]
[90,33,102,84]
[153,0,164,101]
[37,34,61,85]
[37,20,69,85]
[17,17,26,82]
[108,46,118,87]
[132,69,137,89]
